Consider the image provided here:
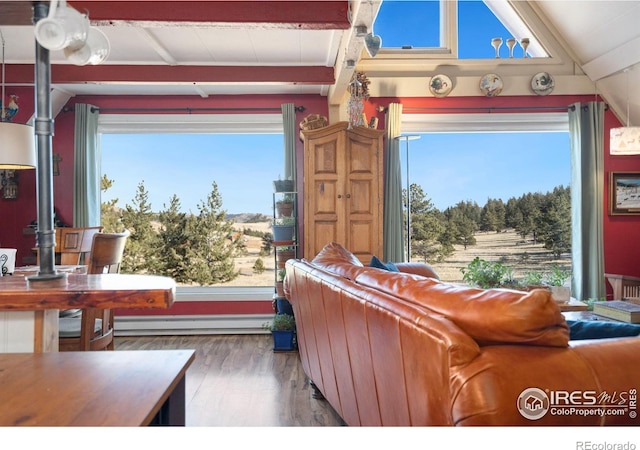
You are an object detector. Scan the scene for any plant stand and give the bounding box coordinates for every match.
[271,330,296,352]
[275,298,294,315]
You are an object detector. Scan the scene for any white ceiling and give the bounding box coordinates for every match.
[0,1,639,126]
[532,0,640,125]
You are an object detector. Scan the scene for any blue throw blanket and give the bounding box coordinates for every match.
[568,320,640,340]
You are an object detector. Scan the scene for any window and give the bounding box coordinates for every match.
[400,113,571,283]
[375,0,549,58]
[376,0,441,49]
[99,114,284,290]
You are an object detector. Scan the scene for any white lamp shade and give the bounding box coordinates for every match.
[610,126,640,155]
[0,122,37,169]
[64,27,110,66]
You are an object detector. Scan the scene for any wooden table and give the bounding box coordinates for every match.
[12,265,87,276]
[0,349,194,426]
[557,298,589,312]
[0,274,175,352]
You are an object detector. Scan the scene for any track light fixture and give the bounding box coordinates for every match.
[34,0,110,65]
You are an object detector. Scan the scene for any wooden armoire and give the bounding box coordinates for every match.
[301,121,384,264]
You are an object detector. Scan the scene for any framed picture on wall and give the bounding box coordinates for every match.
[610,171,640,215]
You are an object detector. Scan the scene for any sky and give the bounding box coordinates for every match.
[101,1,570,216]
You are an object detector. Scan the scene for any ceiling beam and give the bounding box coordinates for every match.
[64,1,350,29]
[5,64,335,85]
[581,36,640,81]
[1,1,351,28]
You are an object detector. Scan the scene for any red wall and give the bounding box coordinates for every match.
[2,91,638,312]
[0,87,38,263]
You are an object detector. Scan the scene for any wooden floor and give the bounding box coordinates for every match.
[114,334,345,426]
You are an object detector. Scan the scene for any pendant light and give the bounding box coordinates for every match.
[0,30,36,179]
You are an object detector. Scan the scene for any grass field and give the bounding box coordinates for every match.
[425,228,571,284]
[219,222,571,287]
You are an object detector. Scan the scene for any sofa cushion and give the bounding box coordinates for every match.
[369,255,399,272]
[311,242,365,280]
[355,270,570,348]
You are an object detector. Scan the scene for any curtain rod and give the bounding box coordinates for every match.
[62,106,306,114]
[400,104,608,113]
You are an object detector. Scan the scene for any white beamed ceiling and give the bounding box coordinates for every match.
[0,1,638,125]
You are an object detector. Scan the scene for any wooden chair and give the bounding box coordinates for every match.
[58,230,129,351]
[605,273,640,300]
[35,226,103,265]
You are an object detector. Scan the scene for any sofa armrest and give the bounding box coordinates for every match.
[395,262,439,280]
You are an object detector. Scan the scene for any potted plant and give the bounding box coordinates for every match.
[276,245,296,268]
[273,176,294,193]
[275,267,286,297]
[544,264,572,303]
[274,267,294,314]
[264,313,296,351]
[275,193,295,218]
[271,216,296,242]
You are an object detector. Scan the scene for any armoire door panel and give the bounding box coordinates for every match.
[313,180,340,215]
[310,138,341,175]
[312,221,341,257]
[348,139,377,175]
[348,220,378,260]
[348,180,374,215]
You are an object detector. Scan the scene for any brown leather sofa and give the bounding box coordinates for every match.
[284,242,640,426]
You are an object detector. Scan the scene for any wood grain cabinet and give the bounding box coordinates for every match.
[302,122,384,264]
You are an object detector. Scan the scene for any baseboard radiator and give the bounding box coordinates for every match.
[114,314,273,336]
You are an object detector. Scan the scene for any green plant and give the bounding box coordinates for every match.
[267,314,295,331]
[253,257,266,274]
[544,264,571,286]
[584,297,606,311]
[461,257,514,289]
[276,193,295,204]
[522,271,544,286]
[273,216,296,226]
[277,267,286,282]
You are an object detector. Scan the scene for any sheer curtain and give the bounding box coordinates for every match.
[568,101,605,301]
[73,104,101,227]
[281,103,296,182]
[383,103,405,262]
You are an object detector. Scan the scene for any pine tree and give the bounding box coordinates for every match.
[539,186,571,258]
[120,181,161,274]
[253,257,266,274]
[404,184,446,262]
[184,182,241,285]
[100,174,124,233]
[157,194,191,283]
[450,208,477,250]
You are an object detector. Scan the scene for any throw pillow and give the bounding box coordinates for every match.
[567,320,640,340]
[369,255,399,272]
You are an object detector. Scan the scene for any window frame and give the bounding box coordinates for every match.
[98,113,284,301]
[374,0,549,60]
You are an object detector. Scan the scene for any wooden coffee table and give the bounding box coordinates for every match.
[557,298,589,312]
[0,349,194,426]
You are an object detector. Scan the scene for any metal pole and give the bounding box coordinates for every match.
[29,1,65,282]
[398,135,420,262]
[405,137,410,262]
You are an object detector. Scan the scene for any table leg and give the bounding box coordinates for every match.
[149,374,187,426]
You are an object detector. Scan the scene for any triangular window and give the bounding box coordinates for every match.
[375,0,549,58]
